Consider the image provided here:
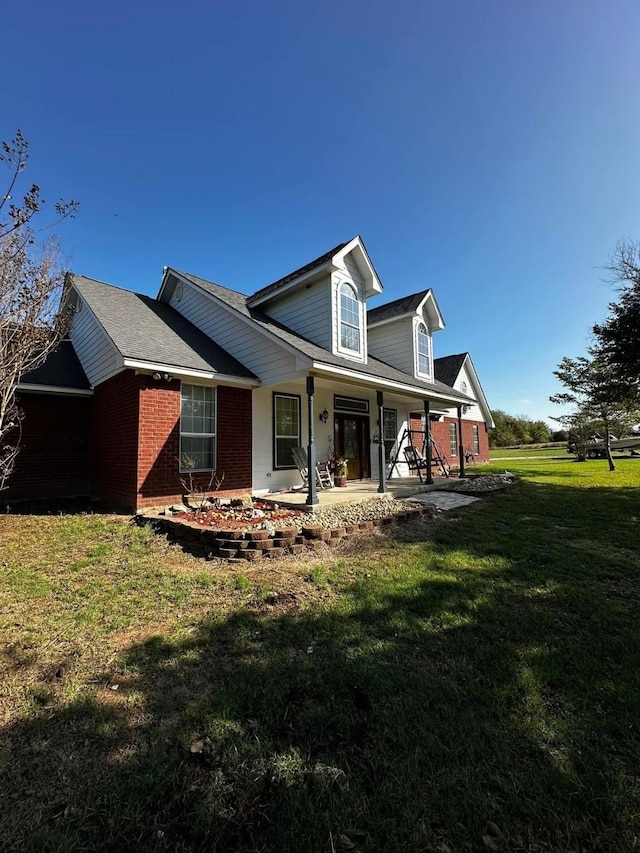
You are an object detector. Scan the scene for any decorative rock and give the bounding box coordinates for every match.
[261,520,276,536]
[231,495,254,508]
[169,504,190,514]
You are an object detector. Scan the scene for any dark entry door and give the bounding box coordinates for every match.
[334,414,370,479]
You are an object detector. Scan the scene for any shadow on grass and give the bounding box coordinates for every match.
[1,479,639,852]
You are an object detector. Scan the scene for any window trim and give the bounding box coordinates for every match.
[473,424,480,455]
[273,392,302,470]
[449,422,458,457]
[179,383,217,472]
[382,407,397,458]
[415,321,431,378]
[337,280,362,356]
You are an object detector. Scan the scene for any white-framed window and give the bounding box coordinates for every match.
[383,408,397,459]
[180,384,216,471]
[416,322,431,377]
[273,393,301,469]
[339,282,361,353]
[449,423,458,457]
[460,380,468,395]
[473,424,480,455]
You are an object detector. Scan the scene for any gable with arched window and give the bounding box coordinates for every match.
[415,321,431,378]
[338,281,361,354]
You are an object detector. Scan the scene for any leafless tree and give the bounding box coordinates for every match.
[0,130,78,489]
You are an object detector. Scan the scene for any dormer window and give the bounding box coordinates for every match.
[339,282,361,353]
[416,322,431,377]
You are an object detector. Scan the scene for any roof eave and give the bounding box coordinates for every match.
[122,358,259,387]
[310,361,468,405]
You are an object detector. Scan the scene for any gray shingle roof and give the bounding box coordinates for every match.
[247,240,348,304]
[434,353,467,387]
[20,340,91,390]
[367,290,431,325]
[72,275,257,380]
[174,270,471,403]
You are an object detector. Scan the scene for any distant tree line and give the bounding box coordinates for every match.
[489,411,560,448]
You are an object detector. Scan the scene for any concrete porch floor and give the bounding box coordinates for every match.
[259,475,462,511]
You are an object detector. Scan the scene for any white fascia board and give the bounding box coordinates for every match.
[334,237,383,296]
[170,271,316,363]
[311,361,468,405]
[460,354,495,427]
[247,261,335,307]
[417,290,445,331]
[122,359,259,387]
[17,383,93,396]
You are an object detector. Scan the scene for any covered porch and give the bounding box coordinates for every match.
[259,474,456,511]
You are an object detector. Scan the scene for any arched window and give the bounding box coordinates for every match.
[339,282,361,352]
[460,380,468,395]
[416,322,430,376]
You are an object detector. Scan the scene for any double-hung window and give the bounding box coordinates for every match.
[473,424,480,455]
[274,393,301,469]
[416,323,431,377]
[339,283,361,353]
[449,423,458,457]
[383,408,397,460]
[180,384,216,470]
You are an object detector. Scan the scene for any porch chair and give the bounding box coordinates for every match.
[291,446,333,490]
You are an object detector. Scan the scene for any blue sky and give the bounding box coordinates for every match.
[4,0,640,425]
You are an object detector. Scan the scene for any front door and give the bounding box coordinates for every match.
[334,414,370,480]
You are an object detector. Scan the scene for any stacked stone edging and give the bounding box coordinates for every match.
[137,502,438,561]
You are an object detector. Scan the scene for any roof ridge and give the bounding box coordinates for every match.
[174,269,249,300]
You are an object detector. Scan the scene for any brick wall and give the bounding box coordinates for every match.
[409,412,490,467]
[136,380,253,510]
[90,371,141,509]
[5,393,91,500]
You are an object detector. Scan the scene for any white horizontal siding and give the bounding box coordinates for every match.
[263,276,332,349]
[367,317,414,375]
[173,283,298,386]
[70,302,121,386]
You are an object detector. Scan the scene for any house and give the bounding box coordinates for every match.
[9,237,494,511]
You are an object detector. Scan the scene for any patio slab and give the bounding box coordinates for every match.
[408,491,481,511]
[259,476,460,511]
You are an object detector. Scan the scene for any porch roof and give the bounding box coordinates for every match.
[173,270,473,406]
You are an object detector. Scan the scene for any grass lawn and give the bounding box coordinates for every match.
[489,446,568,460]
[1,459,639,852]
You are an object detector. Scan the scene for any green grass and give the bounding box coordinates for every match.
[489,445,568,459]
[1,459,640,852]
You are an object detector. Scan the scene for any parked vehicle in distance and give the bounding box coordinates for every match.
[568,433,640,459]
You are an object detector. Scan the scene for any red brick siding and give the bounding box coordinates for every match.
[90,371,140,509]
[409,412,490,466]
[5,393,91,500]
[136,381,253,510]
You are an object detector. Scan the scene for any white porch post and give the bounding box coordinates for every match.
[306,375,319,506]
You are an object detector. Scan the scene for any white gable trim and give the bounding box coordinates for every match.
[455,354,494,428]
[416,290,445,331]
[334,237,383,297]
[123,358,259,387]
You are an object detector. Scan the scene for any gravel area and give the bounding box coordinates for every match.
[307,495,419,529]
[444,474,516,493]
[305,475,515,528]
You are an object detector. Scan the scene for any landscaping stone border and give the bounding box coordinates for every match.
[135,503,437,562]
